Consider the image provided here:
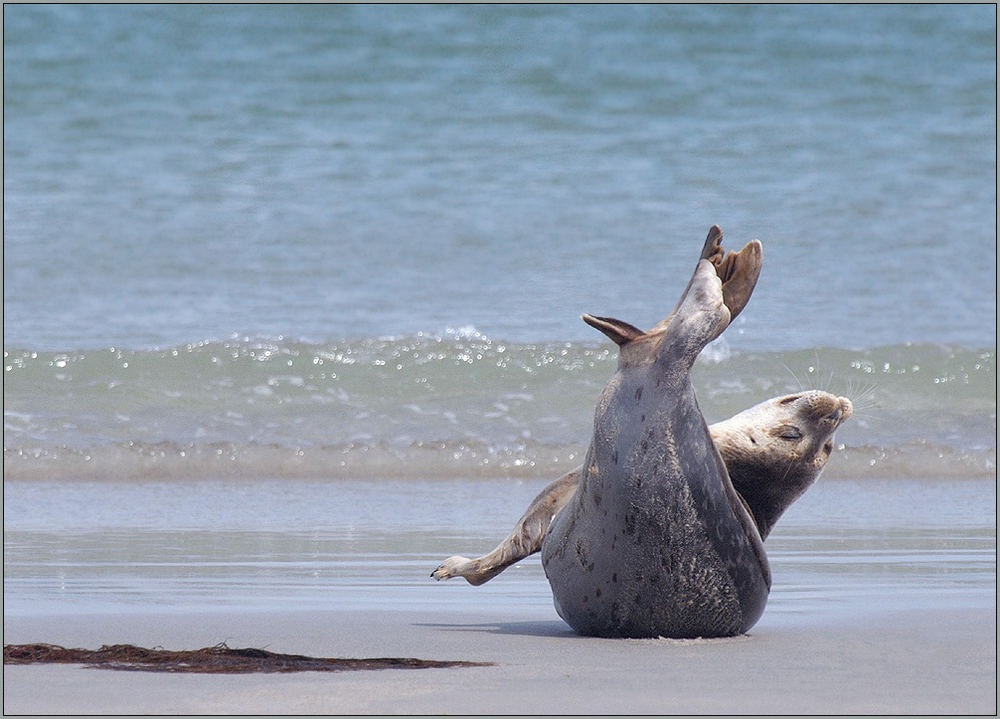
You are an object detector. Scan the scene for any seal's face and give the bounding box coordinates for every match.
[759,391,853,471]
[711,390,853,539]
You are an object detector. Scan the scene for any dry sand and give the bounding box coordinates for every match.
[3,604,995,715]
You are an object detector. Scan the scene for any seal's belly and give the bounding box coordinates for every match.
[532,228,770,638]
[542,477,763,638]
[540,405,769,638]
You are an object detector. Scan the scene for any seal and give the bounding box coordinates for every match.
[432,389,851,585]
[540,226,766,638]
[433,226,853,638]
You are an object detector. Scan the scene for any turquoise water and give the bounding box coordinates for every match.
[2,339,996,482]
[3,4,996,350]
[4,5,995,480]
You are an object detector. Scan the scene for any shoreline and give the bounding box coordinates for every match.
[4,605,996,715]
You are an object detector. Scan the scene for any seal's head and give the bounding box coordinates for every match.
[711,390,853,540]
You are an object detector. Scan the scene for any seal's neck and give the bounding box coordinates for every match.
[726,461,813,541]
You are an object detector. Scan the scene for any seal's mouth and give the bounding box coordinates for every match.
[816,397,852,462]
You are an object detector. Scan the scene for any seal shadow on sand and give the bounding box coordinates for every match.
[414,620,579,638]
[413,620,757,644]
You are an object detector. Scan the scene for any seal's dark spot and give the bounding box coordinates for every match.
[635,386,643,401]
[595,587,602,598]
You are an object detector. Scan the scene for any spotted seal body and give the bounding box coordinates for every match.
[432,390,851,588]
[540,226,766,638]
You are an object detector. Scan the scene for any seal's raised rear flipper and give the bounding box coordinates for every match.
[700,223,727,263]
[582,227,762,361]
[662,226,763,331]
[581,315,645,346]
[716,237,762,323]
[648,228,762,368]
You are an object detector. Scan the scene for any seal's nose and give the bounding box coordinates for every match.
[838,397,854,421]
[824,397,853,424]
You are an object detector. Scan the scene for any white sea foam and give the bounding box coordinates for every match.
[3,339,995,482]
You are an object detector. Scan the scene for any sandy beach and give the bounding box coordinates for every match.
[5,476,997,715]
[3,603,995,715]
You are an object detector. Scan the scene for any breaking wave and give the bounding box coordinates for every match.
[4,334,995,481]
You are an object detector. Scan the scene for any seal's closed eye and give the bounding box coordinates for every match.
[775,425,803,441]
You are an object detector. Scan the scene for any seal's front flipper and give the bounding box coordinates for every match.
[432,555,478,583]
[431,469,581,586]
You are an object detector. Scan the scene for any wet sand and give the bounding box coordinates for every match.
[3,605,995,715]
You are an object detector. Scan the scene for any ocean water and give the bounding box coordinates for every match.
[3,5,996,623]
[2,338,996,482]
[3,5,996,350]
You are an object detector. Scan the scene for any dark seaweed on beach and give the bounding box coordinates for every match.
[3,642,492,674]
